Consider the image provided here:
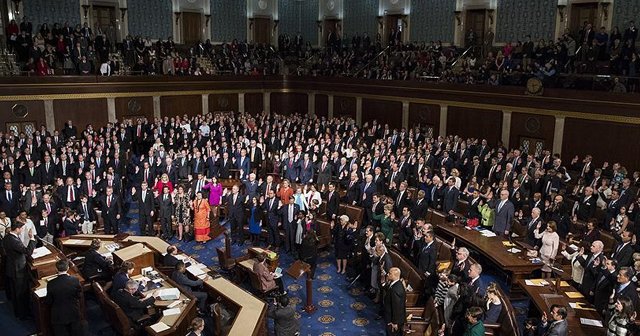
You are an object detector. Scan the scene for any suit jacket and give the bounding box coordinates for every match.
[217,158,234,179]
[163,254,181,267]
[538,319,568,336]
[383,280,406,325]
[417,242,437,278]
[112,289,155,322]
[617,282,640,312]
[323,191,340,219]
[225,193,246,220]
[593,269,617,314]
[279,203,300,227]
[524,217,545,247]
[82,249,111,279]
[2,233,36,278]
[76,201,97,222]
[100,194,122,220]
[411,198,428,220]
[136,190,154,218]
[575,195,597,221]
[235,156,250,179]
[316,162,333,186]
[267,305,300,336]
[155,194,174,218]
[0,190,19,218]
[253,260,276,291]
[171,270,202,294]
[493,200,515,233]
[611,242,634,267]
[46,273,82,324]
[443,186,460,213]
[359,182,376,208]
[577,253,606,295]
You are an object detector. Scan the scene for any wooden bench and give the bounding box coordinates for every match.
[388,247,425,307]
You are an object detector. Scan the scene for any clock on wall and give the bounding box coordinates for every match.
[258,0,268,10]
[327,0,335,11]
[525,77,544,96]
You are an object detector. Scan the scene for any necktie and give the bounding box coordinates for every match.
[270,198,274,209]
[84,204,88,218]
[145,169,148,181]
[7,191,11,202]
[88,181,92,195]
[498,201,504,213]
[46,203,50,213]
[164,195,167,201]
[68,186,74,202]
[289,205,293,222]
[107,196,111,207]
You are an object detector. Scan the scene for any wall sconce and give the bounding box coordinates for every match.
[557,5,566,22]
[487,9,494,25]
[174,12,181,24]
[316,20,322,32]
[119,7,127,21]
[81,4,90,20]
[600,1,610,21]
[205,14,211,27]
[454,11,462,26]
[376,16,383,30]
[273,19,279,33]
[11,0,21,16]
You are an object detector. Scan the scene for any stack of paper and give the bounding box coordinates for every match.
[186,265,206,277]
[502,241,516,247]
[525,279,548,287]
[157,288,180,301]
[65,239,84,245]
[480,230,497,237]
[35,288,47,297]
[565,291,585,299]
[580,318,603,327]
[105,243,119,252]
[32,246,51,259]
[550,280,570,287]
[149,322,170,332]
[507,248,521,253]
[162,308,181,316]
[569,302,597,311]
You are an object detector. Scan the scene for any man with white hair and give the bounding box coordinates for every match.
[525,207,545,246]
[576,240,605,298]
[493,189,514,236]
[383,267,406,336]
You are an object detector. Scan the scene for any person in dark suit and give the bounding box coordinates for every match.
[0,182,19,219]
[411,190,428,221]
[2,221,36,319]
[224,184,246,245]
[467,263,485,296]
[611,230,634,267]
[267,295,300,336]
[163,245,187,267]
[76,194,97,234]
[493,189,514,236]
[316,156,333,187]
[63,210,81,236]
[524,207,545,247]
[136,182,154,236]
[81,239,112,282]
[574,186,598,221]
[172,261,209,313]
[155,185,174,240]
[592,258,618,315]
[217,152,233,179]
[322,183,340,221]
[537,304,568,336]
[383,267,406,336]
[263,189,281,249]
[279,196,300,254]
[576,240,605,298]
[99,187,121,234]
[392,181,411,217]
[46,259,86,336]
[417,232,437,299]
[112,280,156,328]
[443,178,460,216]
[616,267,640,312]
[360,174,377,209]
[344,172,361,205]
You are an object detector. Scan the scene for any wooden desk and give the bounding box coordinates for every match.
[31,242,86,336]
[113,243,155,275]
[203,276,267,336]
[435,222,541,287]
[517,279,605,336]
[248,247,279,272]
[130,270,197,336]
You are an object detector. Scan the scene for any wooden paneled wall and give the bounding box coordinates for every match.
[160,95,202,118]
[115,96,154,121]
[315,94,328,118]
[362,99,403,129]
[409,103,440,137]
[209,94,239,113]
[271,93,308,115]
[53,99,108,130]
[447,107,502,145]
[333,96,356,118]
[244,93,264,114]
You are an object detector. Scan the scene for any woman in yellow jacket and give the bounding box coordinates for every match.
[478,192,495,229]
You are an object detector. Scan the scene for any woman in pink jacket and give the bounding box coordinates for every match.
[202,177,223,220]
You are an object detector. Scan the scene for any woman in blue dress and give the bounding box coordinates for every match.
[248,196,263,246]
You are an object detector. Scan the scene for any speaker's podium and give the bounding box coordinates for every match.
[113,243,154,275]
[286,260,316,313]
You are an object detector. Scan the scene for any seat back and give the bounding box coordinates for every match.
[93,282,134,336]
[489,285,520,336]
[316,218,332,249]
[216,247,234,270]
[339,204,364,228]
[436,240,451,264]
[600,231,616,254]
[429,209,446,226]
[387,247,424,307]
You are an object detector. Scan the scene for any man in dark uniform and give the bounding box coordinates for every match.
[46,259,86,335]
[2,220,36,319]
[383,267,406,336]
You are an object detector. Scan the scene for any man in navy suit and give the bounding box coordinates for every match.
[0,182,18,219]
[279,196,300,253]
[2,221,36,319]
[298,153,314,184]
[100,186,121,234]
[443,177,460,216]
[283,152,299,182]
[360,174,377,208]
[136,182,154,236]
[224,184,246,245]
[263,189,281,249]
[417,231,437,298]
[46,259,85,335]
[235,148,251,179]
[467,263,485,296]
[493,189,514,236]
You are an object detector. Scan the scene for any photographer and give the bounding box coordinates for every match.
[267,295,299,336]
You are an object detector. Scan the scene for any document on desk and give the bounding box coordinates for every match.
[187,265,206,277]
[149,322,170,332]
[565,291,585,299]
[32,246,51,259]
[525,279,547,287]
[35,288,47,297]
[479,230,497,237]
[550,280,571,287]
[162,308,181,316]
[580,318,604,327]
[157,288,180,301]
[502,241,516,247]
[507,248,521,253]
[569,302,597,311]
[64,239,84,245]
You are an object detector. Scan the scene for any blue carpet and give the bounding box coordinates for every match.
[2,208,526,335]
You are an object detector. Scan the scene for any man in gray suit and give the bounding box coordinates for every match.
[493,189,514,236]
[538,304,568,336]
[267,295,299,336]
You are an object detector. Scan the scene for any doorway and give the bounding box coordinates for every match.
[465,9,486,53]
[92,6,116,32]
[323,19,341,47]
[570,3,598,38]
[384,15,405,45]
[182,12,202,45]
[519,137,545,157]
[253,17,272,45]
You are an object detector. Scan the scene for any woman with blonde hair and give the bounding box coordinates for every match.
[534,221,560,278]
[185,317,205,336]
[154,173,174,193]
[373,204,396,244]
[483,283,502,324]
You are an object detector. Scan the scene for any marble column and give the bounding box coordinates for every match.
[44,100,55,131]
[553,115,565,155]
[308,92,316,116]
[201,94,209,115]
[328,95,334,119]
[402,101,409,129]
[356,97,362,126]
[263,92,271,114]
[439,104,448,137]
[107,98,116,123]
[501,110,512,148]
[238,93,245,113]
[153,96,161,119]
